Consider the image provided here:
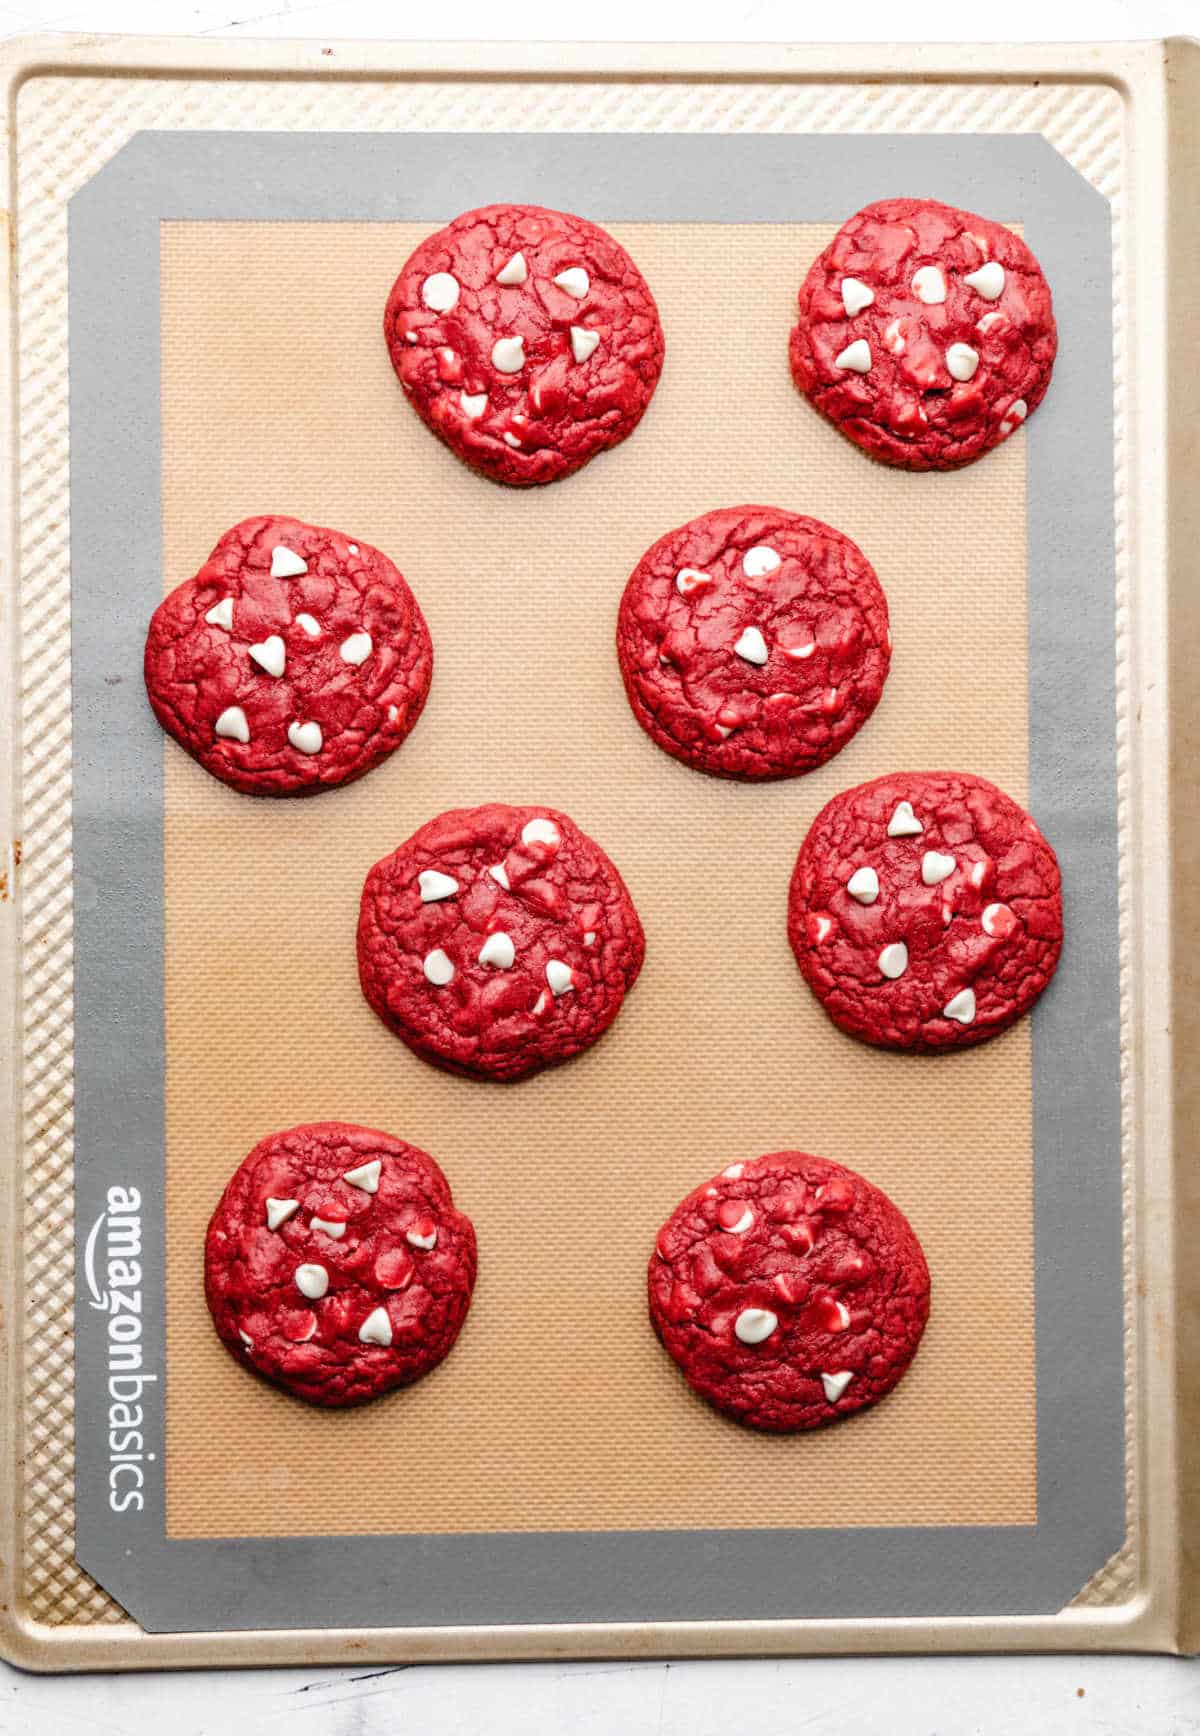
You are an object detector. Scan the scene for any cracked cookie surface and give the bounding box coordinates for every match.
[205,1122,476,1408]
[357,803,645,1082]
[616,505,891,780]
[385,203,665,486]
[788,770,1063,1050]
[649,1152,930,1432]
[144,515,432,796]
[790,198,1056,470]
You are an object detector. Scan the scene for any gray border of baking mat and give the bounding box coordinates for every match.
[68,131,1121,1633]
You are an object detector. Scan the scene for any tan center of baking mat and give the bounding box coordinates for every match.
[160,221,1034,1538]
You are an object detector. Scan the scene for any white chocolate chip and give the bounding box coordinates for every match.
[287,720,323,755]
[479,931,515,969]
[781,634,815,660]
[999,398,1028,436]
[847,866,879,905]
[878,942,909,979]
[724,1206,754,1235]
[294,612,321,638]
[488,862,511,890]
[238,1329,253,1347]
[943,987,976,1024]
[503,432,523,448]
[521,817,561,849]
[421,271,460,313]
[358,1305,393,1346]
[812,914,833,943]
[248,634,286,678]
[205,597,234,630]
[733,625,769,666]
[946,343,980,382]
[532,990,549,1015]
[423,948,455,987]
[912,265,947,304]
[883,317,906,355]
[491,335,525,373]
[495,252,528,286]
[339,631,372,667]
[265,1197,299,1231]
[734,1307,778,1345]
[310,1216,346,1240]
[834,338,871,373]
[554,267,590,299]
[215,706,250,744]
[964,260,1005,301]
[387,705,399,723]
[583,931,596,946]
[342,1160,381,1194]
[419,869,460,903]
[348,544,359,555]
[831,1301,851,1331]
[676,568,712,595]
[406,1225,438,1251]
[976,310,1006,335]
[887,801,923,838]
[821,1370,854,1402]
[570,326,600,364]
[742,545,781,578]
[546,959,574,996]
[294,1263,328,1300]
[270,546,308,579]
[723,1163,745,1179]
[921,851,956,886]
[840,276,874,316]
[460,391,488,419]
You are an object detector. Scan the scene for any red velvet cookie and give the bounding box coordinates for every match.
[790,198,1057,470]
[205,1123,476,1408]
[616,505,891,780]
[649,1152,929,1432]
[144,515,433,796]
[384,203,665,486]
[788,771,1063,1050]
[358,803,644,1082]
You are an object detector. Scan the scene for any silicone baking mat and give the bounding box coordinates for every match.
[65,129,1121,1633]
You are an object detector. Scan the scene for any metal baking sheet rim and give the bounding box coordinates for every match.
[0,32,1191,1667]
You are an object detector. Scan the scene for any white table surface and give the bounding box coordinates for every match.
[2,1,1199,1728]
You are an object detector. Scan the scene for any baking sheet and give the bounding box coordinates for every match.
[59,126,1122,1635]
[10,18,1191,1676]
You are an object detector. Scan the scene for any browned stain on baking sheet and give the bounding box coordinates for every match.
[160,221,1035,1537]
